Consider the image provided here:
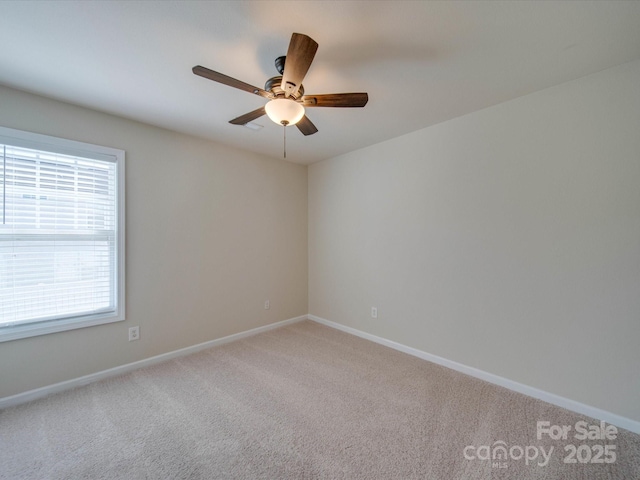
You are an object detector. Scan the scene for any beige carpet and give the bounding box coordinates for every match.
[1,320,639,479]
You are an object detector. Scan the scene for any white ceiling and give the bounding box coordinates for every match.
[2,1,640,165]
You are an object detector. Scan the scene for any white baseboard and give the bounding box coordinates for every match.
[308,314,640,435]
[0,315,307,410]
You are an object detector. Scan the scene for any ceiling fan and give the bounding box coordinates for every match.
[192,33,368,137]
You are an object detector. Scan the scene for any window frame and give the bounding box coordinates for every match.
[0,126,125,342]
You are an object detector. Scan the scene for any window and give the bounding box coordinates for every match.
[0,126,125,342]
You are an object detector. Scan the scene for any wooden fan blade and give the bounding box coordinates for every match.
[282,33,318,98]
[296,115,318,136]
[300,93,369,108]
[193,66,271,99]
[229,106,266,125]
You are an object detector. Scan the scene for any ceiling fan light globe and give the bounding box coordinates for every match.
[265,98,305,126]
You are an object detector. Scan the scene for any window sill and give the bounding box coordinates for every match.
[0,311,125,342]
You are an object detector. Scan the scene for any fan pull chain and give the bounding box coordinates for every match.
[281,120,289,159]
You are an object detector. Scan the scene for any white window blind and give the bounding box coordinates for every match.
[0,127,125,341]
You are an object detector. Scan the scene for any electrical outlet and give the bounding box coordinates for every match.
[371,307,378,319]
[128,326,140,341]
[264,300,270,310]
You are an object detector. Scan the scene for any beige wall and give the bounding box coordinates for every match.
[0,86,308,397]
[309,60,640,422]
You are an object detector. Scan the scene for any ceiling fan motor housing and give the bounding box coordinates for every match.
[275,55,286,75]
[265,75,304,100]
